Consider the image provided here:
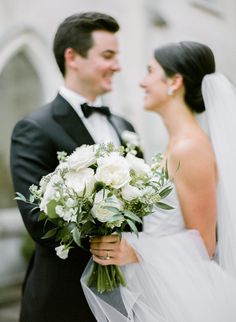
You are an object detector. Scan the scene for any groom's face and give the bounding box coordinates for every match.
[70,30,121,101]
[140,58,170,112]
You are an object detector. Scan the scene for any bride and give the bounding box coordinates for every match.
[81,41,236,321]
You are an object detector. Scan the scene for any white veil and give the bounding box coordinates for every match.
[80,73,236,322]
[202,73,236,277]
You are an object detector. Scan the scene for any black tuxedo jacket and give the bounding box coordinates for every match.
[10,94,138,322]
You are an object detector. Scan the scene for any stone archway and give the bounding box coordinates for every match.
[0,28,62,290]
[0,50,43,208]
[0,27,61,208]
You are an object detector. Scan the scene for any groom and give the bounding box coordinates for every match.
[10,12,139,322]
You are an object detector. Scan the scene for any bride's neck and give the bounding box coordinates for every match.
[160,100,199,139]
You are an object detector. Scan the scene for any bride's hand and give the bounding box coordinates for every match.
[90,235,139,266]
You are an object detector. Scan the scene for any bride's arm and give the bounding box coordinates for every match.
[168,137,217,258]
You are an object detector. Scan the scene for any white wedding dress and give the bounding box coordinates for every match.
[81,187,236,322]
[81,74,236,321]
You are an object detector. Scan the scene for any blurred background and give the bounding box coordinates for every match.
[0,0,236,320]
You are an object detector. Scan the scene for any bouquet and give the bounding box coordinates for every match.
[16,139,173,293]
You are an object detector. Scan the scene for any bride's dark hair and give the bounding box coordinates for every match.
[154,41,215,113]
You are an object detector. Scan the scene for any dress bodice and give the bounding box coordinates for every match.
[143,187,185,236]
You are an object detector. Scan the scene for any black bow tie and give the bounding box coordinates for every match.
[81,102,111,118]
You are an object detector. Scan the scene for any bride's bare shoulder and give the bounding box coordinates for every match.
[168,133,216,178]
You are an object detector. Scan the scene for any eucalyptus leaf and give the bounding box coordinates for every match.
[156,202,174,210]
[124,211,142,223]
[109,214,124,223]
[159,186,173,198]
[72,227,82,247]
[29,194,35,203]
[14,192,26,202]
[126,219,138,236]
[102,206,120,214]
[41,227,58,239]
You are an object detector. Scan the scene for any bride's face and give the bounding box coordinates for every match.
[140,58,170,112]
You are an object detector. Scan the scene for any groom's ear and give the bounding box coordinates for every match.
[64,47,82,73]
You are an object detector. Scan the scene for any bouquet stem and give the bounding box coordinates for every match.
[87,262,126,293]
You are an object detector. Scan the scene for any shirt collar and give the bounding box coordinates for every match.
[59,86,103,118]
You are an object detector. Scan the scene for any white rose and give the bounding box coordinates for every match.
[121,183,143,201]
[66,145,97,171]
[55,245,69,260]
[121,130,140,146]
[126,153,150,176]
[65,168,95,197]
[95,153,130,189]
[39,173,62,213]
[91,189,123,222]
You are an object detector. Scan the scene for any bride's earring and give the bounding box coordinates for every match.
[167,87,174,96]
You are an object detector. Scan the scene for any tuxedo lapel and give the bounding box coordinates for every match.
[52,94,95,146]
[109,115,132,146]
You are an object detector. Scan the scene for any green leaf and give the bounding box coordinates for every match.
[38,212,47,221]
[41,227,58,239]
[124,210,142,223]
[29,206,40,214]
[72,227,82,247]
[156,202,174,210]
[126,219,138,236]
[46,200,58,219]
[159,186,173,198]
[14,192,26,202]
[102,206,120,214]
[29,194,35,203]
[164,159,169,179]
[109,214,124,223]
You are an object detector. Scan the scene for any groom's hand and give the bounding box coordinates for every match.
[89,235,139,266]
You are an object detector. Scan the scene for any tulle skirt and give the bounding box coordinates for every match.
[81,229,236,322]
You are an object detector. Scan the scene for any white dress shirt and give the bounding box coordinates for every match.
[59,86,121,147]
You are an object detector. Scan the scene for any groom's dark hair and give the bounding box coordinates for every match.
[53,12,120,76]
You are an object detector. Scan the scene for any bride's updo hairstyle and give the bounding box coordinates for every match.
[154,41,215,113]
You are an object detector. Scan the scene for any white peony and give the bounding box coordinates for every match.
[121,130,140,146]
[39,173,62,213]
[126,153,151,176]
[95,153,130,189]
[55,245,69,260]
[66,145,97,171]
[65,168,95,197]
[91,189,123,223]
[121,183,143,201]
